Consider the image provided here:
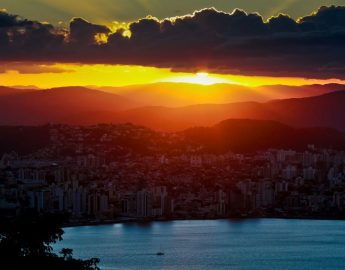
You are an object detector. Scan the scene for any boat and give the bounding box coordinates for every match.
[156,245,164,256]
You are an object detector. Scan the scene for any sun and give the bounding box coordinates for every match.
[164,71,231,85]
[195,72,213,85]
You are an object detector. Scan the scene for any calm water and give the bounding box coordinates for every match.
[54,219,345,270]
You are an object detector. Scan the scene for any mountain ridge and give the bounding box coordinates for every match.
[183,119,345,152]
[0,84,344,131]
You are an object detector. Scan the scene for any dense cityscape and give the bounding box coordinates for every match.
[1,123,345,224]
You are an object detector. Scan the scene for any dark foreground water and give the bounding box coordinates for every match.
[54,219,345,270]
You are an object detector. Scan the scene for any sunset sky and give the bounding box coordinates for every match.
[1,1,345,88]
[2,63,343,89]
[3,0,345,24]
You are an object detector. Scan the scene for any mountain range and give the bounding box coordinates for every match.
[118,90,345,131]
[91,82,345,107]
[0,83,344,131]
[0,86,135,125]
[0,86,34,96]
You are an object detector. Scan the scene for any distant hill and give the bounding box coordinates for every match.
[7,85,42,90]
[94,83,259,107]
[108,90,345,131]
[257,83,345,100]
[0,86,36,96]
[114,102,270,131]
[183,119,345,152]
[265,90,345,131]
[0,87,136,125]
[93,82,345,107]
[0,120,344,155]
[0,84,344,131]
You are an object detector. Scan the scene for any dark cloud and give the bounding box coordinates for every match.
[69,18,110,44]
[1,6,345,79]
[0,9,66,60]
[268,14,298,32]
[0,9,33,27]
[299,5,345,31]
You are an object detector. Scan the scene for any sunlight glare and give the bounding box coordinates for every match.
[165,72,232,85]
[1,63,344,89]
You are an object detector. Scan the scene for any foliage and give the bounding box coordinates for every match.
[0,210,100,270]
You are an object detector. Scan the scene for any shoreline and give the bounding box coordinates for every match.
[63,214,345,228]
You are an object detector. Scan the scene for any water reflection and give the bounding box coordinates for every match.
[55,219,345,270]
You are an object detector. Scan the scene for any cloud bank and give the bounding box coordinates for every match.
[1,6,345,79]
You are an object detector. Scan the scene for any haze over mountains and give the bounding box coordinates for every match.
[0,83,344,131]
[0,86,34,97]
[0,86,135,125]
[120,90,345,131]
[92,82,345,107]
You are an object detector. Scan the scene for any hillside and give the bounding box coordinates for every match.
[0,120,344,155]
[0,85,344,131]
[0,87,136,125]
[184,119,345,152]
[0,86,36,96]
[112,90,345,131]
[93,82,345,107]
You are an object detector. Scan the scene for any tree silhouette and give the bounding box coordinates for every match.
[0,210,100,270]
[60,248,73,260]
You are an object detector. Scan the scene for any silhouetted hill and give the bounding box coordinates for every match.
[0,87,136,125]
[257,83,345,100]
[0,120,344,155]
[93,82,345,107]
[0,86,35,96]
[184,119,345,152]
[265,90,345,131]
[116,102,271,131]
[95,83,263,107]
[0,85,345,131]
[112,90,345,131]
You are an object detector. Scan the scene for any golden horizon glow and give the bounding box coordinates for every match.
[166,72,234,85]
[0,63,344,89]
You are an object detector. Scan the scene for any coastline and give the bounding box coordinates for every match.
[63,214,345,228]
